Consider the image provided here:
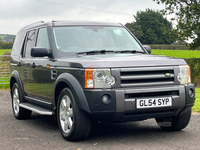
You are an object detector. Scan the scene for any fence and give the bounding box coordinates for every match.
[0,55,10,85]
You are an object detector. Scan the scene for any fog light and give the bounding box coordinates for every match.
[188,88,194,97]
[101,94,111,104]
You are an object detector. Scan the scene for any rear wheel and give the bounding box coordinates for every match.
[12,83,32,119]
[57,88,91,141]
[155,109,191,131]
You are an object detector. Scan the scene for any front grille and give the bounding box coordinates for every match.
[120,66,175,87]
[124,109,176,117]
[120,109,177,122]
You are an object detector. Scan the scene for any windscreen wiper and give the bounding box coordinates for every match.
[115,50,145,54]
[76,50,114,55]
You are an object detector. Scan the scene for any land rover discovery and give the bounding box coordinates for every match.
[10,21,195,141]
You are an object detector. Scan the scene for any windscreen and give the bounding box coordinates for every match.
[53,26,143,57]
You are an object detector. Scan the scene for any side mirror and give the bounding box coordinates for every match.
[143,45,151,54]
[31,47,51,57]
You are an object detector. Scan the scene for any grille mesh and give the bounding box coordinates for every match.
[120,66,175,87]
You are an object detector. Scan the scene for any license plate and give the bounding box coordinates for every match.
[136,97,172,109]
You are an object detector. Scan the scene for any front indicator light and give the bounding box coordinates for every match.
[85,69,94,88]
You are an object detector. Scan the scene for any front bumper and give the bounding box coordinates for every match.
[84,84,195,122]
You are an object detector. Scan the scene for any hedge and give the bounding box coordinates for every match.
[148,44,200,50]
[185,58,200,87]
[0,41,13,49]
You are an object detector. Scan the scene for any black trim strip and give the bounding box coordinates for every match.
[24,96,52,106]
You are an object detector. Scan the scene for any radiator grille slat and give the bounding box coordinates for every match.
[120,66,175,87]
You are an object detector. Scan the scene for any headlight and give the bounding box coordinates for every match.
[85,69,116,88]
[177,65,191,84]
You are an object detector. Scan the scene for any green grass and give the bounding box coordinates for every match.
[0,50,11,89]
[0,84,9,90]
[193,88,200,112]
[151,49,200,58]
[0,49,12,55]
[0,79,10,84]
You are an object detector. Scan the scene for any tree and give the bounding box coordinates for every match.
[3,34,15,42]
[0,38,13,49]
[125,22,143,41]
[126,9,175,44]
[153,0,200,49]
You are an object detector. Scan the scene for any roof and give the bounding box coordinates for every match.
[17,21,46,34]
[52,20,122,27]
[17,20,123,34]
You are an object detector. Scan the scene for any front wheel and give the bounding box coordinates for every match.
[155,109,191,131]
[57,88,91,141]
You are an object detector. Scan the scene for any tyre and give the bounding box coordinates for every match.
[57,88,91,141]
[155,109,191,131]
[12,83,32,119]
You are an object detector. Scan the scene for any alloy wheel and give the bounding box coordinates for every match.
[59,95,74,133]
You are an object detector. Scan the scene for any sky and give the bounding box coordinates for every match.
[0,0,165,35]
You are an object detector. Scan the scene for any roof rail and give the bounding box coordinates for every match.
[52,20,65,22]
[22,21,45,29]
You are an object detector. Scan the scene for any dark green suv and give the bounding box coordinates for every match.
[10,21,195,141]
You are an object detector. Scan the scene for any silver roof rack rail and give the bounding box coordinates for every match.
[22,21,44,29]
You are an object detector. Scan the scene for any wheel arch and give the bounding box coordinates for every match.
[54,73,91,113]
[10,70,25,100]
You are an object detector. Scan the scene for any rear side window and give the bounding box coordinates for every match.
[12,31,25,55]
[36,28,50,52]
[24,30,36,58]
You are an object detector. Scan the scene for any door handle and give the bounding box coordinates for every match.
[31,62,36,68]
